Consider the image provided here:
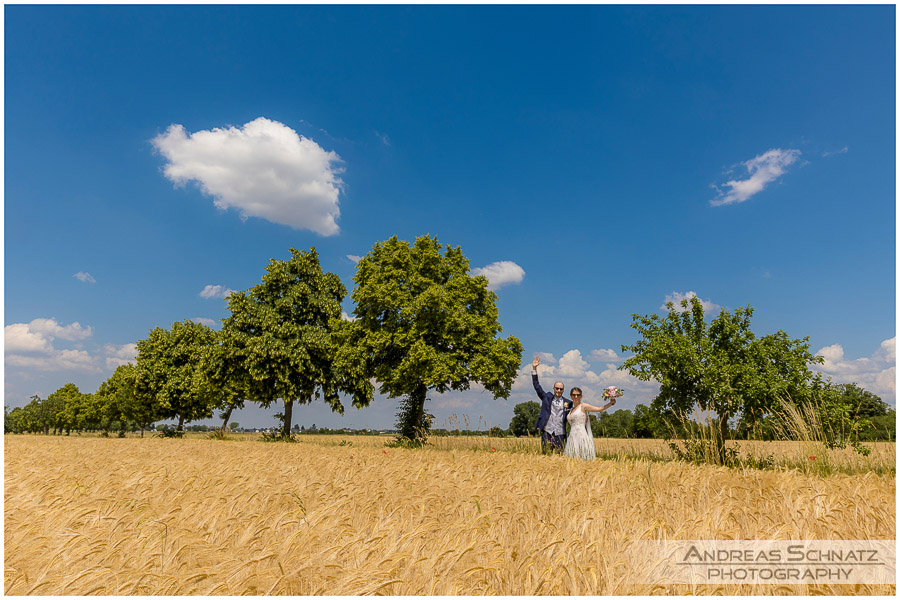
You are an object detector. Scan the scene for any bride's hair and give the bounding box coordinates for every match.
[570,387,582,396]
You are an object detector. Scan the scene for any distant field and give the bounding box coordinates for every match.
[5,435,895,595]
[212,432,895,476]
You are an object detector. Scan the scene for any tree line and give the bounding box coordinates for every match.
[6,236,522,444]
[508,382,893,443]
[6,238,891,458]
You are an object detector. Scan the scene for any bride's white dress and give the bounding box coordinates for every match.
[564,406,595,460]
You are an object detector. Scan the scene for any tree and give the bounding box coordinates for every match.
[55,385,94,434]
[21,394,53,435]
[866,410,895,441]
[135,320,218,434]
[350,235,523,444]
[632,404,668,438]
[220,248,373,438]
[204,328,247,434]
[103,363,158,437]
[620,296,823,463]
[828,383,889,418]
[46,384,82,434]
[594,409,633,438]
[509,401,541,437]
[94,374,130,436]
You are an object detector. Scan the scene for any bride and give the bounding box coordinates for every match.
[564,387,617,460]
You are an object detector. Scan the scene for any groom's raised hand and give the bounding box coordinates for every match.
[532,355,541,370]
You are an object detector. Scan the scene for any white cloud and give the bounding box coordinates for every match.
[822,146,848,157]
[199,284,236,300]
[152,117,344,235]
[813,337,896,402]
[471,261,525,291]
[374,131,391,146]
[5,318,99,372]
[346,254,362,264]
[5,318,93,353]
[662,291,721,314]
[73,272,96,284]
[341,311,357,322]
[30,318,93,341]
[191,317,218,328]
[5,323,55,353]
[103,343,138,369]
[6,349,98,372]
[590,348,621,362]
[711,148,800,206]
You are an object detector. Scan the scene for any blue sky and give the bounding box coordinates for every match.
[5,5,896,430]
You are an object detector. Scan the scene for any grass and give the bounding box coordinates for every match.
[4,434,895,595]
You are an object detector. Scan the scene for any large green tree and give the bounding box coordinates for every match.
[350,235,523,444]
[220,247,373,437]
[620,296,823,462]
[135,320,218,433]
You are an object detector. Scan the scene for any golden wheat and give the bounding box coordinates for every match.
[5,435,895,595]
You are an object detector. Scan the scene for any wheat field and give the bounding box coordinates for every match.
[4,435,895,595]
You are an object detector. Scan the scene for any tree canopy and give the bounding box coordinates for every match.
[350,235,523,443]
[135,320,218,433]
[219,247,373,437]
[509,401,541,437]
[620,296,824,462]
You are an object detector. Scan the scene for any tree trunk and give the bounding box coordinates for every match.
[398,383,429,443]
[282,399,294,437]
[717,412,730,465]
[220,405,235,433]
[140,426,145,438]
[177,415,185,434]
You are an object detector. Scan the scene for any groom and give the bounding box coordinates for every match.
[531,355,572,454]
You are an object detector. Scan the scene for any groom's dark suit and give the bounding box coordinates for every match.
[533,371,572,453]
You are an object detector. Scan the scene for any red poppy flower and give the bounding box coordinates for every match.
[809,456,816,460]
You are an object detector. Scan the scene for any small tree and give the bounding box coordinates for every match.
[23,394,53,435]
[135,320,218,434]
[509,401,541,437]
[621,297,823,464]
[350,235,523,445]
[220,248,373,438]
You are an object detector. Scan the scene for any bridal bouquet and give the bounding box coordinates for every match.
[602,386,624,400]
